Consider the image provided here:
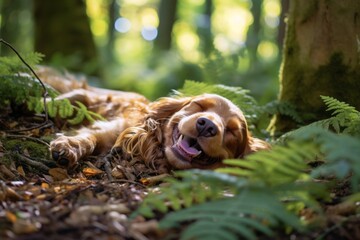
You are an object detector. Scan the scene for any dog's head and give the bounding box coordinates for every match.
[150,94,269,170]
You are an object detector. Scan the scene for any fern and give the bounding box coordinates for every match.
[177,80,260,124]
[136,167,324,239]
[0,52,44,75]
[160,189,303,240]
[262,100,303,123]
[0,52,104,125]
[218,142,317,186]
[292,126,360,191]
[201,50,229,83]
[67,101,105,124]
[319,95,360,135]
[136,170,243,218]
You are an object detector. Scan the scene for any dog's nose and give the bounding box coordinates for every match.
[196,117,218,137]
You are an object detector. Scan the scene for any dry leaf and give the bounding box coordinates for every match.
[140,174,171,186]
[82,167,104,177]
[49,168,69,181]
[6,211,17,223]
[13,219,41,234]
[17,166,26,178]
[4,185,22,201]
[41,182,49,189]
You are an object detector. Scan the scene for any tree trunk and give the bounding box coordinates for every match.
[270,0,360,134]
[33,0,100,76]
[154,0,178,51]
[245,0,262,70]
[0,0,33,55]
[197,0,214,56]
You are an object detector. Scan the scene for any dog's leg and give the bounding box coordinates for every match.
[50,119,125,168]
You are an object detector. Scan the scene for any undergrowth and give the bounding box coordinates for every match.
[136,82,360,240]
[0,52,103,125]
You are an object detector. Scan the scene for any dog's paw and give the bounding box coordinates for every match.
[50,136,83,168]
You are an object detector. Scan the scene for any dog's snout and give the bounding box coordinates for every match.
[196,117,218,137]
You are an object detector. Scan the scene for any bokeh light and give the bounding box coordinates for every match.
[213,4,253,53]
[141,26,158,41]
[141,8,159,27]
[115,17,131,33]
[258,41,278,60]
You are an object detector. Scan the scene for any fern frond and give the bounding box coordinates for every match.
[320,96,360,135]
[0,52,44,75]
[160,189,304,240]
[0,60,104,125]
[218,142,317,186]
[67,101,105,125]
[262,100,302,123]
[136,170,242,218]
[291,126,360,190]
[201,50,228,83]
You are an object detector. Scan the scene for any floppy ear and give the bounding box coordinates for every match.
[245,136,271,154]
[148,96,192,120]
[238,121,270,158]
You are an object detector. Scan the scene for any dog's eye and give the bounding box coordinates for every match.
[225,128,236,136]
[193,101,205,110]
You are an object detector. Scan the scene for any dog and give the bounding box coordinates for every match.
[38,68,270,174]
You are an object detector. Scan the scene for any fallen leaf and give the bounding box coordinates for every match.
[6,211,17,223]
[49,168,69,181]
[17,166,26,178]
[13,219,41,234]
[41,182,49,189]
[140,174,171,186]
[82,167,104,177]
[3,185,23,201]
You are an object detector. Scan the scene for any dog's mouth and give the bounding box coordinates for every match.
[170,126,219,165]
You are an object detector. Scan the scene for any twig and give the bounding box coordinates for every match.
[139,173,171,186]
[16,152,50,173]
[103,153,114,181]
[6,134,50,147]
[0,39,52,131]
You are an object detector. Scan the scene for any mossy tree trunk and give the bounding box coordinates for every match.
[33,0,100,76]
[270,0,360,134]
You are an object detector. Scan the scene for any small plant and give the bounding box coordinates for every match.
[0,48,104,125]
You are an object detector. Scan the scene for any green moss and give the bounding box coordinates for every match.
[299,0,319,23]
[1,137,50,166]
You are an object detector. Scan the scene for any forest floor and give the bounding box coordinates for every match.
[0,113,169,240]
[0,112,359,240]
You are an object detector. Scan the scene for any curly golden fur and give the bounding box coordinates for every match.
[44,69,269,173]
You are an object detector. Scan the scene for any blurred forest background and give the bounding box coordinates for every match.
[0,0,285,102]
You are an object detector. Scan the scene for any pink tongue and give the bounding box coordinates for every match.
[179,139,200,157]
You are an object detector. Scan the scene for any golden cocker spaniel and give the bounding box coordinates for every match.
[43,72,269,173]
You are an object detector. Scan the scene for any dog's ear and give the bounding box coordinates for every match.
[245,136,270,154]
[237,121,270,158]
[148,96,192,120]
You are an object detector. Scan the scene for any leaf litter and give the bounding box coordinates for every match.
[0,114,167,240]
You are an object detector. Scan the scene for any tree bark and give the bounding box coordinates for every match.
[0,0,33,55]
[154,0,178,51]
[197,0,213,56]
[270,0,360,134]
[33,0,100,76]
[245,0,263,69]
